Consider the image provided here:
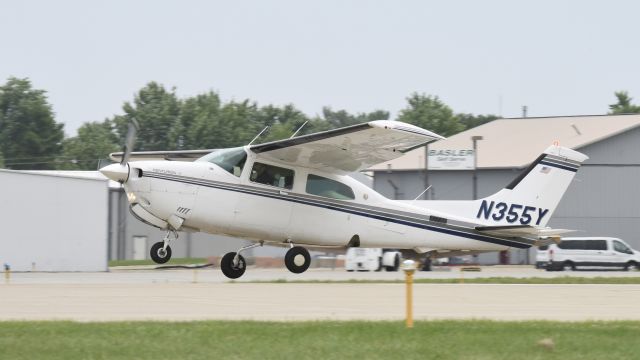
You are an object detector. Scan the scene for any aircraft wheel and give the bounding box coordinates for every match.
[285,246,311,274]
[150,242,172,264]
[221,252,246,279]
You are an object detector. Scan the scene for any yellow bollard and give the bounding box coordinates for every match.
[402,260,416,329]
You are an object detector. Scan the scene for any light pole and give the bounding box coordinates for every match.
[471,136,483,200]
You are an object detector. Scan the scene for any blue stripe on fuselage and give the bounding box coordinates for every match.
[143,172,531,249]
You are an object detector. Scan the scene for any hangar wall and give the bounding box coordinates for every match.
[0,171,109,271]
[372,126,640,264]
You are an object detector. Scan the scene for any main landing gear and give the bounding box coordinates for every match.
[150,229,177,264]
[220,242,312,279]
[284,246,311,274]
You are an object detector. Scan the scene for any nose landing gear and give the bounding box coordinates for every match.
[150,229,178,264]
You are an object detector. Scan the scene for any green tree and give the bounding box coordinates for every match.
[456,113,498,130]
[321,107,389,128]
[396,93,463,137]
[0,77,64,169]
[58,120,119,170]
[255,104,310,143]
[0,149,4,168]
[171,91,222,149]
[609,91,640,114]
[113,82,181,151]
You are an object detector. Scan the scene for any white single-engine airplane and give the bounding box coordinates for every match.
[100,120,587,279]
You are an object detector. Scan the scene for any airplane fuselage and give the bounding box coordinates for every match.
[122,147,519,254]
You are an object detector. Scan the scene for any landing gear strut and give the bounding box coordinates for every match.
[285,246,311,274]
[150,229,178,264]
[221,242,263,279]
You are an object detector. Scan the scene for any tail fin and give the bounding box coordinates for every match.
[411,146,588,227]
[475,145,587,227]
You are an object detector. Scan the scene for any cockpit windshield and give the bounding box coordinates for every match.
[197,147,247,177]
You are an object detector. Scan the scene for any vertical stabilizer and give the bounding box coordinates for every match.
[474,146,588,227]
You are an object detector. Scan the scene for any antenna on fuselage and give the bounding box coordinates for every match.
[248,126,270,145]
[412,185,432,201]
[289,121,308,138]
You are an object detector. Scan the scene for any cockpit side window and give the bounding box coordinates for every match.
[197,148,247,177]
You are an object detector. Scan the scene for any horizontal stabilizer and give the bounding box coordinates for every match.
[475,225,575,238]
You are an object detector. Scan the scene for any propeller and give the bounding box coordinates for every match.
[121,118,140,165]
[100,118,139,183]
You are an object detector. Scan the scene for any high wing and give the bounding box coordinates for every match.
[109,149,217,162]
[250,120,443,173]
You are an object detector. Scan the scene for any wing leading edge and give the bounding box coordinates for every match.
[250,120,444,173]
[109,149,217,162]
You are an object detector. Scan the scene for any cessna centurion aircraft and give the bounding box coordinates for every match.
[100,120,587,279]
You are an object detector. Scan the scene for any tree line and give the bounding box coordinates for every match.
[0,76,639,170]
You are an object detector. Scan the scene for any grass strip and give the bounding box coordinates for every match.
[108,257,207,267]
[238,276,640,284]
[1,320,639,360]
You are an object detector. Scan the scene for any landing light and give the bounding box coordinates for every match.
[127,192,137,202]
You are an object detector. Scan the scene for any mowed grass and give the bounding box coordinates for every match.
[1,321,640,360]
[108,257,207,267]
[244,276,640,284]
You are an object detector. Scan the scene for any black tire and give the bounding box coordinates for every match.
[150,242,172,264]
[220,252,246,279]
[385,254,400,272]
[625,261,639,271]
[285,246,311,274]
[562,261,575,271]
[421,258,432,272]
[375,257,383,272]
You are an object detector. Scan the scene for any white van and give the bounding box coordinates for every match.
[536,237,640,271]
[345,248,401,272]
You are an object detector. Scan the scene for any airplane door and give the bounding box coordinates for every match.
[232,161,294,240]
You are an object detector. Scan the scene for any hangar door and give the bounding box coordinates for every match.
[0,170,109,271]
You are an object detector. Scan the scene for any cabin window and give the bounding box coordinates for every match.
[197,147,247,177]
[250,162,294,189]
[305,174,355,200]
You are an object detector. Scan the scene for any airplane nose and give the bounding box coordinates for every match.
[100,163,130,183]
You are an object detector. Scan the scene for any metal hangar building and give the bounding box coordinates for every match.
[369,114,640,264]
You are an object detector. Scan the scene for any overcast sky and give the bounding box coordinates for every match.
[1,0,639,135]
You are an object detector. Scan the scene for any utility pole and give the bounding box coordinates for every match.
[423,144,430,199]
[471,136,483,200]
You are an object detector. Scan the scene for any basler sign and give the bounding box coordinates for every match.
[428,149,475,170]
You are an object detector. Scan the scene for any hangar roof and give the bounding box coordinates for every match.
[369,114,640,170]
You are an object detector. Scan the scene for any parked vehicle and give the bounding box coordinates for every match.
[345,248,401,272]
[536,237,640,271]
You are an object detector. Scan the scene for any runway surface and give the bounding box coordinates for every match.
[1,268,640,322]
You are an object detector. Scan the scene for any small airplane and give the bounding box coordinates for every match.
[100,119,588,278]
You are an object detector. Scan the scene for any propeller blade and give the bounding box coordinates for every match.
[121,118,140,165]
